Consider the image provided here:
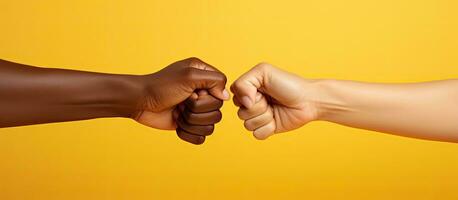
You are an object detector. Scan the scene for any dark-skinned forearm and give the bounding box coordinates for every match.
[0,59,145,127]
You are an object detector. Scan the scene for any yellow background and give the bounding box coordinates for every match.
[1,0,458,199]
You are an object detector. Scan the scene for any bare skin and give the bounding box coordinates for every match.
[175,90,224,144]
[0,57,228,145]
[3,58,457,144]
[231,63,458,143]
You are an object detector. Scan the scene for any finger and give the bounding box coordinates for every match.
[185,58,229,101]
[230,64,269,108]
[183,109,222,125]
[233,92,261,107]
[177,116,214,136]
[196,90,208,96]
[253,120,276,140]
[176,128,206,145]
[172,107,180,122]
[237,93,268,120]
[178,103,186,112]
[243,106,273,131]
[185,93,223,113]
[233,97,242,107]
[186,57,223,73]
[190,92,199,100]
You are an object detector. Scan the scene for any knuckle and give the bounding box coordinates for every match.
[265,108,274,119]
[220,73,228,84]
[232,80,244,90]
[266,122,276,135]
[179,121,214,136]
[254,116,268,128]
[253,103,269,117]
[182,111,195,124]
[186,57,201,64]
[253,122,275,140]
[244,121,254,131]
[232,97,240,107]
[254,62,271,71]
[202,125,215,135]
[176,129,205,145]
[176,116,189,129]
[230,84,236,93]
[262,105,273,119]
[182,67,196,80]
[237,109,247,120]
[253,132,268,140]
[187,57,205,69]
[185,97,199,112]
[214,110,223,123]
[215,100,224,110]
[259,100,269,112]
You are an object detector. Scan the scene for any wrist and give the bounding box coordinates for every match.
[303,79,349,122]
[97,74,147,119]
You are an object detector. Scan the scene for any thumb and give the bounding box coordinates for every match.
[185,68,229,101]
[230,64,268,109]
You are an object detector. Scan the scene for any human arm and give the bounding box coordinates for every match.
[0,57,228,144]
[231,63,458,142]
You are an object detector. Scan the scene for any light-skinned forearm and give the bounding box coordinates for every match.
[308,79,458,142]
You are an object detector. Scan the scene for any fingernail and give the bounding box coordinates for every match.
[222,89,230,100]
[241,96,253,109]
[197,90,208,96]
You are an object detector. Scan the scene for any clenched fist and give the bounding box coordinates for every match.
[174,90,223,144]
[135,57,228,144]
[2,58,458,144]
[230,63,319,140]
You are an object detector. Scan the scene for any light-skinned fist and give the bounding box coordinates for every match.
[230,63,319,140]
